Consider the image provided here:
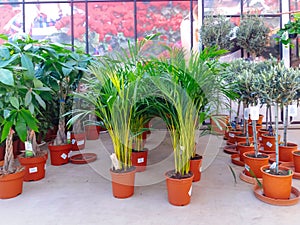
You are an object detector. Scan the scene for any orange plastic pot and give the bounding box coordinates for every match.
[249,114,264,125]
[210,115,229,135]
[257,128,269,143]
[237,142,258,162]
[292,150,300,173]
[279,143,298,162]
[261,165,293,199]
[0,169,25,199]
[165,170,194,206]
[71,132,86,151]
[189,154,203,182]
[235,135,253,145]
[261,134,281,152]
[18,153,47,181]
[228,130,243,144]
[131,149,148,172]
[48,143,72,166]
[243,151,270,178]
[85,125,99,140]
[248,124,262,136]
[110,168,136,198]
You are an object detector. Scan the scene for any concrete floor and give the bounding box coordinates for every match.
[1,120,300,225]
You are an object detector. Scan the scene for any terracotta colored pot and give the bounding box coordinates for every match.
[261,165,293,199]
[210,114,229,135]
[131,149,148,172]
[261,134,281,152]
[248,124,262,137]
[237,142,259,162]
[228,130,243,144]
[189,154,203,182]
[257,128,269,143]
[18,153,47,181]
[224,126,232,140]
[165,170,194,206]
[110,168,136,198]
[85,125,99,140]
[292,150,300,173]
[13,139,25,158]
[48,143,72,166]
[71,132,86,151]
[0,169,25,199]
[279,143,298,162]
[235,135,253,145]
[243,151,270,178]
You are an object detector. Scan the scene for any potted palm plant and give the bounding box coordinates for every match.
[254,60,300,202]
[0,34,51,198]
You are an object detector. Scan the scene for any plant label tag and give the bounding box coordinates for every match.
[29,167,38,173]
[188,186,192,196]
[110,153,120,170]
[61,153,67,159]
[77,140,85,145]
[72,139,76,144]
[68,151,73,158]
[259,137,262,141]
[137,157,144,163]
[270,162,277,170]
[244,164,250,172]
[25,141,33,151]
[266,142,272,148]
[229,133,235,138]
[67,131,71,144]
[199,166,202,173]
[244,108,250,120]
[250,106,260,120]
[44,164,47,170]
[288,105,297,117]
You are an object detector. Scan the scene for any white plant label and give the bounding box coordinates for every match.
[71,139,76,144]
[29,167,38,173]
[266,142,273,148]
[110,153,120,170]
[249,106,260,120]
[44,164,47,170]
[77,140,85,145]
[288,105,298,117]
[137,158,144,163]
[229,133,235,138]
[199,166,202,173]
[188,186,192,196]
[25,141,33,151]
[61,153,67,159]
[259,137,262,141]
[244,108,250,120]
[244,164,250,172]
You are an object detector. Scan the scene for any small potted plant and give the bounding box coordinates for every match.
[275,13,300,46]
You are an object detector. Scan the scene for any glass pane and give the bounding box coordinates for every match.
[72,3,86,51]
[204,0,241,16]
[262,16,280,59]
[0,4,22,36]
[289,0,299,11]
[243,0,280,14]
[137,1,192,48]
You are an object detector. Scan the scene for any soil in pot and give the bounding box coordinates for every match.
[131,149,148,172]
[261,165,294,199]
[279,143,298,162]
[18,151,47,181]
[165,170,194,206]
[293,150,300,173]
[189,154,203,182]
[110,167,136,198]
[243,151,270,178]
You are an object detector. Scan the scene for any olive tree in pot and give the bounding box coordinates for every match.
[255,61,300,201]
[236,13,270,60]
[0,34,51,198]
[37,43,94,165]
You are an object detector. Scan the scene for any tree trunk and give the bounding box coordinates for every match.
[3,129,15,173]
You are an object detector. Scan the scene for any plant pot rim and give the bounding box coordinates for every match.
[165,169,193,180]
[243,151,270,159]
[260,165,294,177]
[110,166,136,174]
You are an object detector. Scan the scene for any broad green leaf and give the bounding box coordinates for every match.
[15,113,27,142]
[33,78,44,88]
[25,91,32,106]
[62,66,72,77]
[20,109,38,131]
[21,54,34,80]
[0,69,14,86]
[29,103,35,114]
[32,91,46,109]
[9,96,19,109]
[24,44,32,51]
[1,120,13,142]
